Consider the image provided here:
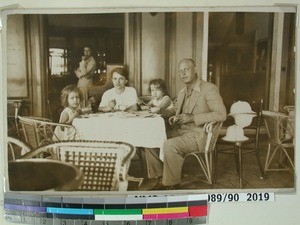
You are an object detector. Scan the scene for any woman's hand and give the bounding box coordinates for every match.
[108,99,116,110]
[150,107,160,113]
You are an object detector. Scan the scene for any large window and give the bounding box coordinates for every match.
[49,48,68,76]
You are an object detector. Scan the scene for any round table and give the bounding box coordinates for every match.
[8,159,83,191]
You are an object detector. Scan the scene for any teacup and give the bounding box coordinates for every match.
[81,107,91,114]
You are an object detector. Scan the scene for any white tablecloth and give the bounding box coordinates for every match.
[73,112,167,151]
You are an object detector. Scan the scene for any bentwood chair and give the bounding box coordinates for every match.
[22,140,138,191]
[262,110,294,173]
[18,116,76,149]
[215,99,265,185]
[7,137,31,161]
[181,121,223,186]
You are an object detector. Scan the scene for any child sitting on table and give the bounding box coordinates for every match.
[53,85,81,141]
[146,79,174,115]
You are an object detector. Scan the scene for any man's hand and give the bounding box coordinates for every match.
[175,114,194,125]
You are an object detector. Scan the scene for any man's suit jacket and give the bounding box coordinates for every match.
[174,79,227,132]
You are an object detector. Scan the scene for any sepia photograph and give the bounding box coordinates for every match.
[5,10,296,193]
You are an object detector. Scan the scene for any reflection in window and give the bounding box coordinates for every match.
[49,48,68,76]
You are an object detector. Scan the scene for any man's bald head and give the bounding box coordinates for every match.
[178,58,196,68]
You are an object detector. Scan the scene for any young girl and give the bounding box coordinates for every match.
[53,85,82,141]
[147,79,174,114]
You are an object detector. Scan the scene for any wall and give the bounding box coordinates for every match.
[141,13,165,95]
[6,15,27,98]
[140,12,204,98]
[175,12,194,95]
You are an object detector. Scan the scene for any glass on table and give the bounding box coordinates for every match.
[81,106,92,114]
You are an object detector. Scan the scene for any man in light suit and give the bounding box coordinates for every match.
[145,58,227,190]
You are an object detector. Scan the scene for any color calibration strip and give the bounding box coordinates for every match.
[4,193,208,224]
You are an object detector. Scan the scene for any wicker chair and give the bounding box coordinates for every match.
[7,137,31,161]
[262,110,294,173]
[18,116,76,149]
[181,121,223,186]
[21,140,137,191]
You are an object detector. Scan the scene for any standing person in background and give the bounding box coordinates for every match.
[75,46,97,107]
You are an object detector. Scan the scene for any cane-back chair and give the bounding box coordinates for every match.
[262,110,294,173]
[18,116,76,149]
[22,140,137,191]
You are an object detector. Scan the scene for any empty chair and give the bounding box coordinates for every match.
[282,105,295,116]
[7,137,31,161]
[18,116,76,149]
[262,110,294,173]
[282,105,295,140]
[181,121,223,186]
[215,99,265,187]
[22,140,137,191]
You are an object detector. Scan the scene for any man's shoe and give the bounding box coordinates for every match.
[151,179,180,190]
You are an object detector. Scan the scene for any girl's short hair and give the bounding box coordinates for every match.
[111,67,129,80]
[60,85,82,107]
[148,79,169,96]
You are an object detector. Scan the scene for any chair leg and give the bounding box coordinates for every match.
[264,145,290,172]
[204,152,212,185]
[279,147,294,170]
[255,147,265,179]
[267,146,280,170]
[185,153,211,185]
[213,146,218,184]
[264,143,272,172]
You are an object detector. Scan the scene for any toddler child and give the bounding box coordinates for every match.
[147,79,174,114]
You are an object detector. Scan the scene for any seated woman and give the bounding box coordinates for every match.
[98,67,138,112]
